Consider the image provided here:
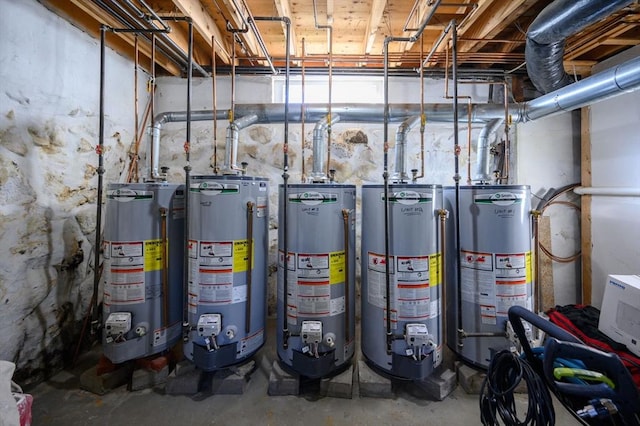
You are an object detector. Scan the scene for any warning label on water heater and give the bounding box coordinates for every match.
[279,250,347,325]
[367,252,439,330]
[188,239,253,312]
[460,250,531,324]
[103,240,146,306]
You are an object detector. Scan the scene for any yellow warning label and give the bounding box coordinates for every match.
[329,251,346,285]
[233,239,254,273]
[144,239,164,272]
[429,253,441,286]
[525,251,532,283]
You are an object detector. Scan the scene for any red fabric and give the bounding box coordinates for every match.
[15,392,33,426]
[548,307,640,388]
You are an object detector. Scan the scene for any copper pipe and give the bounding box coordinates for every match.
[438,209,448,347]
[134,34,139,176]
[532,210,542,313]
[342,208,350,343]
[160,207,169,328]
[245,201,254,333]
[212,35,219,174]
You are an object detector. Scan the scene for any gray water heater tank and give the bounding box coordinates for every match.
[361,184,444,380]
[102,182,185,363]
[445,185,533,368]
[276,183,356,378]
[184,175,269,371]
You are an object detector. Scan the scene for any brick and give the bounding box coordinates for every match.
[135,355,168,372]
[96,356,118,376]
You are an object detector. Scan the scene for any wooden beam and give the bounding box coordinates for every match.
[274,0,298,57]
[220,0,263,57]
[457,0,534,53]
[170,0,232,63]
[600,37,640,45]
[363,0,387,54]
[66,0,182,75]
[566,24,632,60]
[581,106,592,305]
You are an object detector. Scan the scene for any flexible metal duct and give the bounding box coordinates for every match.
[223,115,259,174]
[392,116,421,182]
[473,119,503,183]
[525,0,633,94]
[310,114,340,181]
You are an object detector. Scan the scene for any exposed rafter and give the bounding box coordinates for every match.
[274,0,298,56]
[170,0,232,64]
[363,0,386,55]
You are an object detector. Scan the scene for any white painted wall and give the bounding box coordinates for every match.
[0,0,144,382]
[589,48,640,307]
[516,112,582,305]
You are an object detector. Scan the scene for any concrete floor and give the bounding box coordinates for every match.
[28,320,579,426]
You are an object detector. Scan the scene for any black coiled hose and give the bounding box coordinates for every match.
[480,350,555,426]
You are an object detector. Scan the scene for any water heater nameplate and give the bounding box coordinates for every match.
[106,189,154,202]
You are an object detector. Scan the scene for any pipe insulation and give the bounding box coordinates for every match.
[473,118,503,183]
[311,114,340,181]
[525,0,633,94]
[392,115,421,182]
[574,187,640,197]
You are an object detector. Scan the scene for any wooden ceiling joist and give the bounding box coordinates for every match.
[363,0,387,55]
[170,0,232,64]
[273,0,298,57]
[64,0,182,75]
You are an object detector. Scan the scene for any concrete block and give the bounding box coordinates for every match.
[268,360,300,396]
[79,365,130,395]
[357,360,393,399]
[173,360,196,377]
[415,368,457,401]
[457,363,485,395]
[319,364,354,399]
[130,365,169,391]
[209,361,256,395]
[165,368,202,395]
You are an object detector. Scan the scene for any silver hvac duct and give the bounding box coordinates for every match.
[310,114,340,181]
[223,114,259,174]
[522,54,640,121]
[473,118,503,183]
[392,116,421,182]
[525,0,633,94]
[147,110,230,180]
[147,55,640,175]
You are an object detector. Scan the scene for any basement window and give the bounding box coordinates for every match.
[273,76,383,104]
